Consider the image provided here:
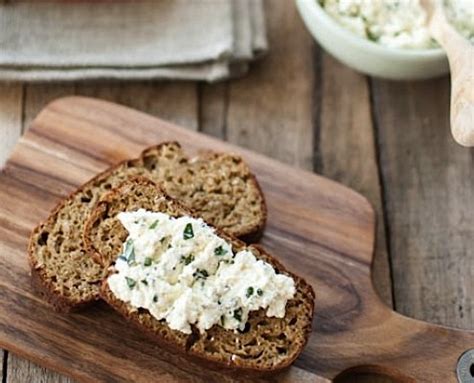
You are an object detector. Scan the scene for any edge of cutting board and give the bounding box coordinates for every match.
[0,96,473,383]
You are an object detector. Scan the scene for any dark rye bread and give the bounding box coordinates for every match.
[87,178,314,373]
[29,142,266,312]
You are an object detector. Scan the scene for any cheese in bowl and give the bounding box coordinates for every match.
[319,0,474,48]
[444,0,474,43]
[108,209,296,334]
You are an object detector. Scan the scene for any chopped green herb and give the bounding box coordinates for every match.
[193,269,209,279]
[153,295,158,303]
[149,220,159,229]
[183,223,194,240]
[367,29,378,42]
[123,239,135,264]
[214,245,227,256]
[233,308,243,322]
[257,288,263,296]
[144,257,152,267]
[125,277,136,289]
[181,254,195,265]
[246,286,254,298]
[141,279,148,286]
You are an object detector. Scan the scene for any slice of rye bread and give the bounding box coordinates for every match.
[87,177,315,373]
[29,142,266,312]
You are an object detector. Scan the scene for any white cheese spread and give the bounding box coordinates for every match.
[107,209,296,334]
[320,0,474,48]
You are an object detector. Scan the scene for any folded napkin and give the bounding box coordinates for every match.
[0,0,267,82]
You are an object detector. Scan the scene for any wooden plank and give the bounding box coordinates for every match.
[224,0,314,170]
[317,53,392,306]
[0,84,23,166]
[7,356,73,383]
[74,82,199,131]
[23,82,199,133]
[372,77,474,329]
[199,83,227,139]
[0,83,23,383]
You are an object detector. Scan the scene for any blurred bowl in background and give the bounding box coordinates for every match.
[295,0,449,80]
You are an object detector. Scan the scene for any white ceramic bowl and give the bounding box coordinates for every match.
[295,0,449,80]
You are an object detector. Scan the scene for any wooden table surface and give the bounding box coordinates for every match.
[0,2,472,382]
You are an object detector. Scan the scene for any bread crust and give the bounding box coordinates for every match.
[29,142,266,312]
[30,257,97,312]
[89,177,315,374]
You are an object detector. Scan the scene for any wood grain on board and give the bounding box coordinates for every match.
[0,96,362,383]
[0,96,473,383]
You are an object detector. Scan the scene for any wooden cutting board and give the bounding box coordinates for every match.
[0,97,473,383]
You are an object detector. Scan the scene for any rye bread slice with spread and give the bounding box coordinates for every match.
[87,177,315,373]
[29,142,266,312]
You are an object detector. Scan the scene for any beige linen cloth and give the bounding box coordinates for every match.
[0,0,267,82]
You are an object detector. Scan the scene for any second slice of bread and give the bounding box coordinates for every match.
[86,177,315,373]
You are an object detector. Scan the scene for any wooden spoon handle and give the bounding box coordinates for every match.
[429,4,474,146]
[450,51,474,147]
